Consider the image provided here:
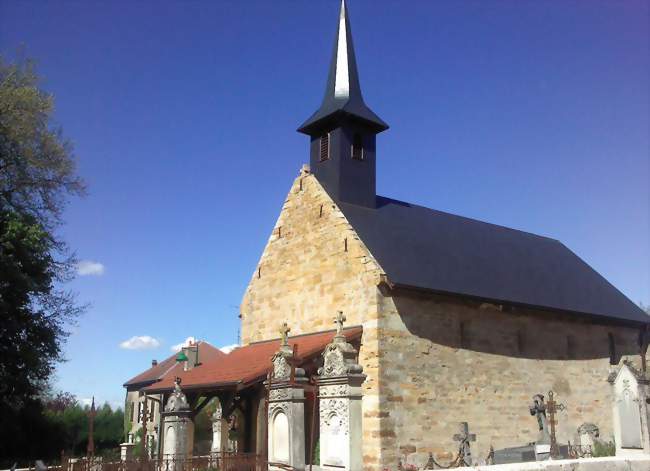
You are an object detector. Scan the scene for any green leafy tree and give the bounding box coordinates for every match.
[0,55,85,408]
[0,55,85,466]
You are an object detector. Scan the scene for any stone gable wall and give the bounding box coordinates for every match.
[239,167,386,467]
[377,290,643,468]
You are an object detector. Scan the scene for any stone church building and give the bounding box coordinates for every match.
[125,1,649,469]
[239,0,648,467]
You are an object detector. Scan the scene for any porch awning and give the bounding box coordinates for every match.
[142,326,363,394]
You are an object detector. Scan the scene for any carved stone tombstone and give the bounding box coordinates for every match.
[161,378,194,463]
[316,312,366,471]
[210,404,223,455]
[576,423,599,451]
[119,442,134,462]
[266,323,307,471]
[608,362,650,456]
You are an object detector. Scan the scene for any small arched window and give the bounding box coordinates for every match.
[351,133,364,160]
[319,133,330,161]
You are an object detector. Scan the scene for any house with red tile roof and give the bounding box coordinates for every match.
[122,340,226,453]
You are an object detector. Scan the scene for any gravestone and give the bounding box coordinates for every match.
[493,445,537,464]
[315,312,366,471]
[453,422,476,466]
[608,362,650,456]
[494,393,571,464]
[119,442,134,462]
[266,323,307,471]
[529,394,551,460]
[161,378,194,465]
[210,405,223,455]
[576,423,599,452]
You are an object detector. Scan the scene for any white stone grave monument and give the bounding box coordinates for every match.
[316,312,366,471]
[161,378,194,463]
[266,323,307,471]
[608,361,650,456]
[210,404,224,455]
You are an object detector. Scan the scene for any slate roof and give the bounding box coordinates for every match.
[297,0,387,135]
[123,341,226,389]
[338,196,648,325]
[143,327,363,393]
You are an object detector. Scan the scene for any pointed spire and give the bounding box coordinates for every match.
[298,0,388,135]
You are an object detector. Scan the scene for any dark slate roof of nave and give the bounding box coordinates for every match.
[337,196,649,324]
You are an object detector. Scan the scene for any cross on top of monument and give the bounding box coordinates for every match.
[279,322,291,346]
[334,311,346,336]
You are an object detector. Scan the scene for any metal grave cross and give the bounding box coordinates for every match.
[334,311,346,336]
[279,322,291,346]
[453,422,476,466]
[547,390,566,459]
[86,397,96,457]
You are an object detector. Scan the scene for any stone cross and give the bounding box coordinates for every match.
[453,422,476,466]
[529,394,550,444]
[334,311,346,336]
[279,322,291,346]
[547,391,566,459]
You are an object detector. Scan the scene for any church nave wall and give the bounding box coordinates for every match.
[374,290,642,469]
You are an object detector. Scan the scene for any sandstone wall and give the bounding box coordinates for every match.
[239,167,386,467]
[377,289,643,468]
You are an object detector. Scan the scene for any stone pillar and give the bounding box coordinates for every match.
[316,313,366,471]
[119,443,134,462]
[161,378,195,463]
[608,361,650,456]
[266,325,307,471]
[210,406,223,455]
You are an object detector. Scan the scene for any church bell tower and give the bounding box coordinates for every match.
[298,0,388,208]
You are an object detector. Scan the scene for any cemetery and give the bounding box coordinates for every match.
[16,325,650,471]
[2,1,647,471]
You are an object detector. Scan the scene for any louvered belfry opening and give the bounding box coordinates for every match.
[320,133,330,161]
[351,133,364,160]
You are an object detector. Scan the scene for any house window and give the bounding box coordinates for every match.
[130,402,135,422]
[351,133,364,160]
[319,133,330,161]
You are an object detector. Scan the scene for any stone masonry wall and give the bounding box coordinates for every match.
[377,289,643,469]
[240,167,386,468]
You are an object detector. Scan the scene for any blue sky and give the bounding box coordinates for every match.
[1,0,647,408]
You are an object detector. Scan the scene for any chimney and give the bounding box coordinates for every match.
[182,342,200,371]
[151,359,158,367]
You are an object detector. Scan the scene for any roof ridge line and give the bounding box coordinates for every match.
[369,195,560,242]
[247,324,363,345]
